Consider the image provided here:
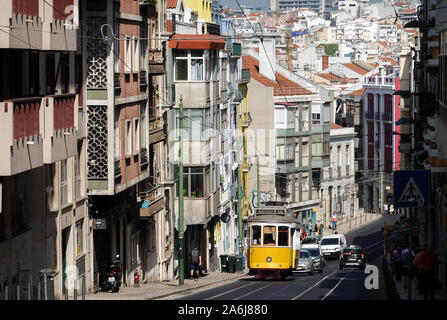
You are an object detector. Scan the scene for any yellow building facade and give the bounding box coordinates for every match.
[183,0,212,22]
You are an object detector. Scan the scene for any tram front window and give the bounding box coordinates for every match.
[278,226,289,246]
[252,226,261,245]
[263,226,276,246]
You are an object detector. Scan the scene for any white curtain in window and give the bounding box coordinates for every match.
[191,59,203,80]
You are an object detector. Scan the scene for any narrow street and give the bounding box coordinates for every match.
[164,214,401,300]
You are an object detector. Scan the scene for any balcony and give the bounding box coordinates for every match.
[139,185,165,218]
[241,112,250,128]
[175,194,212,224]
[337,165,342,178]
[0,97,43,175]
[148,48,165,75]
[43,94,78,164]
[328,167,333,180]
[382,113,392,122]
[239,68,250,84]
[0,1,77,51]
[365,76,395,87]
[149,118,165,145]
[375,112,380,120]
[206,22,220,36]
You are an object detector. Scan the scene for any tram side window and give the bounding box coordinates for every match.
[278,226,289,246]
[263,226,276,246]
[251,226,261,245]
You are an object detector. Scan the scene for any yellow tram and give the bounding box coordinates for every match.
[247,202,300,280]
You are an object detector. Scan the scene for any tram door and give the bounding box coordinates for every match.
[292,228,300,268]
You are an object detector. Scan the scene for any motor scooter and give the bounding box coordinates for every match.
[103,254,121,293]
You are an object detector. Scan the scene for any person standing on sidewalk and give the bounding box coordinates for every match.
[383,201,389,215]
[331,212,337,231]
[190,246,202,281]
[389,203,394,215]
[413,246,438,300]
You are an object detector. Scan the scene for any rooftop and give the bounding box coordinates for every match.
[242,55,315,97]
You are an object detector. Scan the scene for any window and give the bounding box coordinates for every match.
[125,36,132,74]
[141,115,147,149]
[134,118,140,154]
[175,109,204,141]
[263,226,276,246]
[115,121,120,159]
[312,113,321,124]
[175,50,204,81]
[175,166,206,198]
[75,141,82,200]
[132,36,140,73]
[61,159,68,205]
[76,220,83,257]
[125,120,132,156]
[278,226,289,246]
[251,226,261,245]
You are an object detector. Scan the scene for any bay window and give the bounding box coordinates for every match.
[175,166,207,198]
[174,109,205,141]
[175,50,205,81]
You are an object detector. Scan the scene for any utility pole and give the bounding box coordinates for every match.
[238,136,243,254]
[178,96,184,285]
[257,156,260,208]
[378,148,382,214]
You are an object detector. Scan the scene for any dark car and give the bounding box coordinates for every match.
[339,245,366,270]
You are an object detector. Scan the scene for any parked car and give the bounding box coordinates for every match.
[294,249,314,276]
[301,244,325,273]
[340,245,366,270]
[320,234,347,259]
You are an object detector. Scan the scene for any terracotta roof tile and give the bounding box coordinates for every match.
[346,88,365,96]
[331,122,343,129]
[167,0,178,9]
[242,55,314,96]
[342,63,369,75]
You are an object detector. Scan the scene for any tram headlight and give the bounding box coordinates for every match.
[266,257,272,263]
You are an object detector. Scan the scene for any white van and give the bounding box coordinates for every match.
[319,234,347,259]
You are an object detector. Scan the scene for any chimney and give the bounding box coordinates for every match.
[322,55,329,70]
[259,37,276,81]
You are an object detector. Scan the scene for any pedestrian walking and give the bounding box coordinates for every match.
[389,204,394,215]
[383,201,389,215]
[401,246,411,288]
[392,247,403,283]
[314,223,319,235]
[307,220,313,236]
[331,212,338,231]
[189,245,202,281]
[413,246,438,300]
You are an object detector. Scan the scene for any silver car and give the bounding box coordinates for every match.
[294,249,314,276]
[303,246,325,273]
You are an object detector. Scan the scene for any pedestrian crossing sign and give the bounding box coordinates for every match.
[393,170,430,208]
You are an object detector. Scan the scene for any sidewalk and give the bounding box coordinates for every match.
[321,212,382,236]
[387,266,447,300]
[85,271,248,300]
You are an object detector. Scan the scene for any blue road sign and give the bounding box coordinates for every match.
[393,170,430,208]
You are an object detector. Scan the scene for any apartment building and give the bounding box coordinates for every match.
[320,123,359,228]
[363,67,401,212]
[0,0,90,299]
[82,0,174,287]
[242,37,331,226]
[167,9,245,273]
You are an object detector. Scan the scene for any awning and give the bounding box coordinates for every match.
[168,34,226,50]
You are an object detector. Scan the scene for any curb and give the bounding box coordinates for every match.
[149,272,249,300]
